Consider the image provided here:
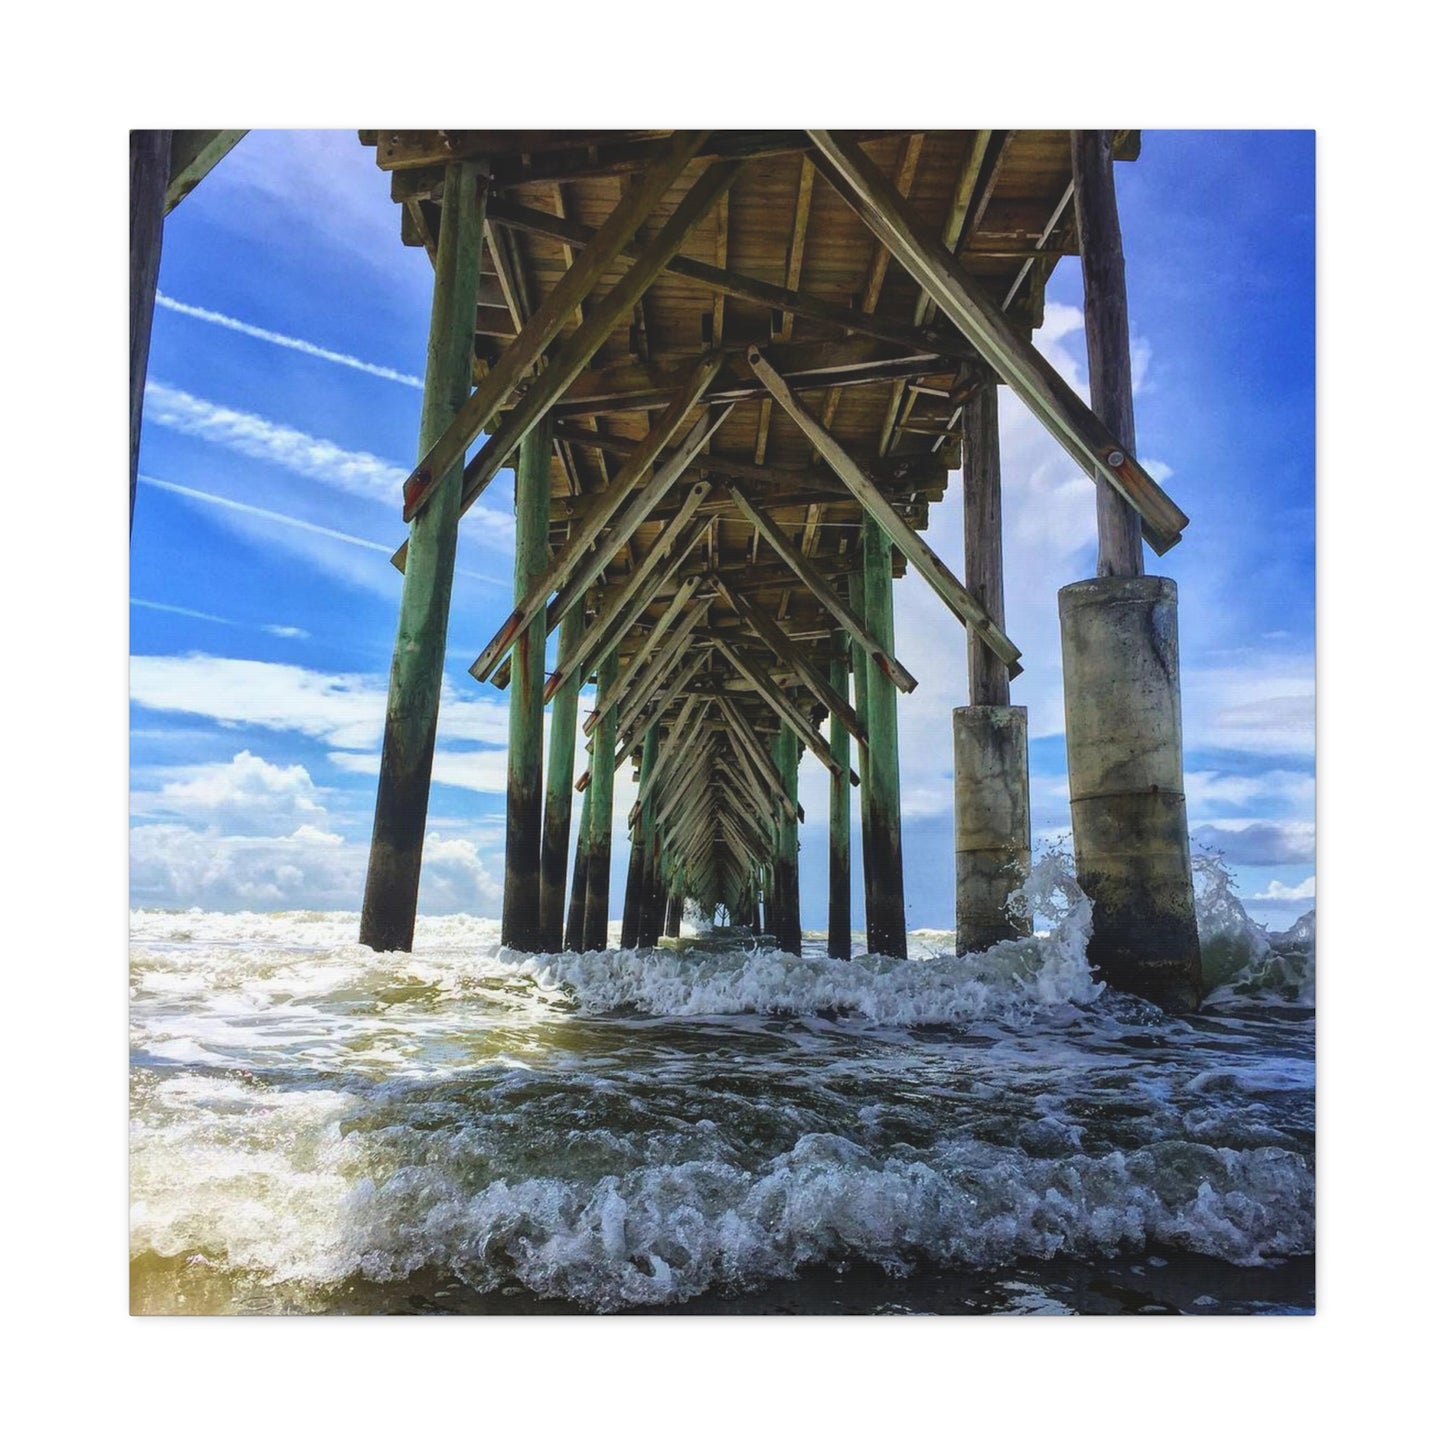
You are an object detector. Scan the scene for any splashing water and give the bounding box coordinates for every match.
[130,855,1314,1315]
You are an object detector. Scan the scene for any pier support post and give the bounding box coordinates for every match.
[638,728,664,945]
[664,890,683,938]
[540,606,584,951]
[827,648,852,959]
[1063,130,1200,1009]
[501,414,553,951]
[131,130,171,536]
[772,728,802,954]
[1070,130,1145,580]
[361,161,485,952]
[1059,577,1201,1010]
[620,825,645,949]
[861,517,907,958]
[564,779,593,952]
[954,382,1032,952]
[954,708,1031,952]
[582,651,619,950]
[847,572,876,933]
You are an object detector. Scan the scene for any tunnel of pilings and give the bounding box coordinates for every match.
[131,129,1204,1011]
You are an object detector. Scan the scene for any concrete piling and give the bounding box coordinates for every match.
[1058,575,1202,1010]
[953,705,1032,953]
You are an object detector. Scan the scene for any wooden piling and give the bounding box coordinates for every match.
[664,891,683,938]
[861,517,907,958]
[564,778,593,952]
[540,606,584,951]
[620,824,645,949]
[847,571,876,934]
[582,651,619,950]
[131,130,171,535]
[827,648,852,959]
[772,729,802,954]
[360,161,485,952]
[962,383,1010,707]
[1070,130,1144,580]
[638,727,665,945]
[501,414,553,951]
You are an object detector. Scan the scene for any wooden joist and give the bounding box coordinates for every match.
[486,198,970,358]
[165,131,247,214]
[398,132,711,526]
[725,484,917,694]
[748,348,1023,678]
[807,131,1187,554]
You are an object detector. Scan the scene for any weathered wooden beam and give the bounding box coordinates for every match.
[444,163,740,536]
[540,605,584,952]
[714,638,842,781]
[546,492,714,702]
[748,348,1023,679]
[468,364,724,683]
[370,129,903,182]
[963,382,1010,707]
[808,131,1188,555]
[581,650,620,950]
[360,162,487,953]
[605,600,709,744]
[860,516,906,959]
[501,415,552,951]
[397,132,709,526]
[632,695,706,813]
[564,769,593,950]
[713,579,866,747]
[164,131,246,214]
[827,649,852,960]
[770,729,803,954]
[613,633,711,760]
[131,130,171,535]
[585,577,705,734]
[487,198,970,359]
[712,693,800,825]
[725,483,918,695]
[1071,129,1145,579]
[550,337,952,418]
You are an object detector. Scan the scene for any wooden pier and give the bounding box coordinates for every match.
[131,127,1203,1007]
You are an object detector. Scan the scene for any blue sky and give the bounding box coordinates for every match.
[129,129,1315,931]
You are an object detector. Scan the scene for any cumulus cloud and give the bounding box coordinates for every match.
[137,750,328,834]
[130,816,501,916]
[1191,820,1315,867]
[130,654,512,754]
[1250,876,1316,902]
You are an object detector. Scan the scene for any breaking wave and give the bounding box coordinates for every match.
[130,852,1314,1313]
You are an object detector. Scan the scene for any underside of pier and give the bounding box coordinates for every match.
[344,128,1196,1002]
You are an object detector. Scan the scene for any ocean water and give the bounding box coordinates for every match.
[129,857,1315,1315]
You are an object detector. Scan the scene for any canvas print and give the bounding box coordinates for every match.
[129,129,1315,1315]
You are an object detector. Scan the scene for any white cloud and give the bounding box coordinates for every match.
[130,653,512,754]
[1184,767,1315,813]
[1251,876,1316,902]
[129,819,500,915]
[138,474,508,596]
[1185,655,1315,756]
[328,745,512,796]
[156,291,425,388]
[1192,819,1315,867]
[136,750,328,834]
[145,381,410,505]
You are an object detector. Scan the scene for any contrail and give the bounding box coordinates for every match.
[155,291,425,388]
[136,474,505,586]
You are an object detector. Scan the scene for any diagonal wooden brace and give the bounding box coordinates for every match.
[807,130,1188,555]
[748,348,1023,679]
